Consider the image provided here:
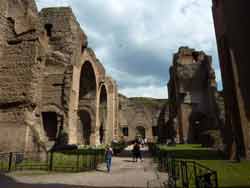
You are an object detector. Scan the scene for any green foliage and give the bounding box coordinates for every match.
[4,148,106,172]
[51,149,105,172]
[156,144,224,160]
[111,140,127,155]
[199,160,250,187]
[57,131,69,145]
[129,97,168,108]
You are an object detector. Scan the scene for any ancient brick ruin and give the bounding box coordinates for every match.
[2,0,250,163]
[118,95,169,143]
[0,0,119,152]
[212,0,250,159]
[167,47,224,148]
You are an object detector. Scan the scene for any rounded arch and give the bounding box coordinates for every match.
[79,110,92,145]
[68,51,106,145]
[188,112,207,143]
[136,126,146,139]
[79,61,97,100]
[98,84,108,144]
[77,106,96,145]
[40,103,65,117]
[40,104,65,142]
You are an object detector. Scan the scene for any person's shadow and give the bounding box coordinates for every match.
[123,159,135,162]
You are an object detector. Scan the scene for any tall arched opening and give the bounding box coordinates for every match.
[79,61,96,101]
[136,126,146,139]
[78,61,97,145]
[79,110,91,145]
[42,112,58,141]
[99,85,108,144]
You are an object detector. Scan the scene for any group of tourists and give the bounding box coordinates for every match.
[104,137,147,172]
[132,137,146,162]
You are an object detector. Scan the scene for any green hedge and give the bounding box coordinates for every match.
[111,141,127,155]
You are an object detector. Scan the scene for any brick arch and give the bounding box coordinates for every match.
[68,49,106,145]
[97,84,108,144]
[40,104,65,142]
[77,105,96,145]
[96,76,118,144]
[40,103,65,117]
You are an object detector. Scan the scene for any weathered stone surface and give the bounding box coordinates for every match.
[212,0,250,159]
[167,47,224,148]
[0,0,118,152]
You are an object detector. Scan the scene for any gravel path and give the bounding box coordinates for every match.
[0,146,168,188]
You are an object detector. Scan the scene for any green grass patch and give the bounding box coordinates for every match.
[157,144,224,160]
[51,148,105,172]
[0,148,105,173]
[198,160,250,188]
[155,144,250,187]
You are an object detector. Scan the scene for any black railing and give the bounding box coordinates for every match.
[0,149,105,173]
[158,155,218,188]
[148,144,218,188]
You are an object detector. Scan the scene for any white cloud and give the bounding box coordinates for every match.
[120,85,167,99]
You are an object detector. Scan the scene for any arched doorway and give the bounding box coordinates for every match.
[136,126,146,139]
[99,85,107,144]
[189,112,206,143]
[79,110,91,145]
[42,112,58,141]
[79,61,96,100]
[78,61,97,145]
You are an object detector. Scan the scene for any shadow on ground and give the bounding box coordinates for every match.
[117,149,152,159]
[0,173,128,188]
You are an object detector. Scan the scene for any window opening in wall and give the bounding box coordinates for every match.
[152,126,159,137]
[122,127,129,136]
[45,24,53,37]
[42,112,58,141]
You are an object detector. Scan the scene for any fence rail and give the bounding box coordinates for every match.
[0,149,105,173]
[148,144,218,188]
[157,154,218,188]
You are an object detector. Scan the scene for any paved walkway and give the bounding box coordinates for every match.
[1,146,168,188]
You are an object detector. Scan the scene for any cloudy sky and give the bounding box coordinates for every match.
[36,0,222,99]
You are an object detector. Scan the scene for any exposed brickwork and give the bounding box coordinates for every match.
[118,95,169,143]
[0,0,118,152]
[167,47,224,148]
[212,0,250,159]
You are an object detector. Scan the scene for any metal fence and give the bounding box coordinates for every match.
[0,150,105,173]
[158,155,218,188]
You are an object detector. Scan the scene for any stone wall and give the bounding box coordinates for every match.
[212,0,250,159]
[118,95,168,143]
[167,47,224,148]
[0,0,44,152]
[0,0,118,152]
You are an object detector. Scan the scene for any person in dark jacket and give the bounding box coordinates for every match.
[133,143,142,162]
[105,146,113,172]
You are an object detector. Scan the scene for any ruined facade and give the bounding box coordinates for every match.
[118,95,168,143]
[0,0,118,152]
[167,47,224,147]
[212,0,250,159]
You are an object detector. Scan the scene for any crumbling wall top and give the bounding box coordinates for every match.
[6,0,39,35]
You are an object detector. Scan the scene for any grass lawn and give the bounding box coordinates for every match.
[199,160,250,188]
[156,144,250,188]
[0,149,105,173]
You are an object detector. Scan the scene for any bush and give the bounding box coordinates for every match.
[111,140,127,155]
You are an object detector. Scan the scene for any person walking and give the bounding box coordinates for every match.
[105,145,113,172]
[133,142,143,162]
[132,142,137,162]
